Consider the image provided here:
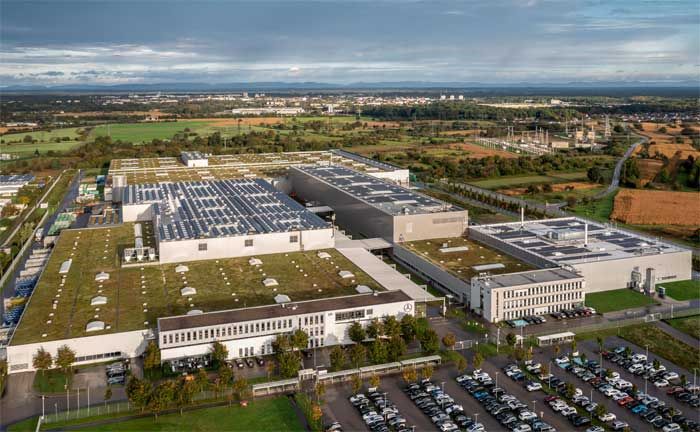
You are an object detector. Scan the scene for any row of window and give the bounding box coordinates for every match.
[336,308,370,321]
[76,351,122,363]
[198,235,299,252]
[504,291,583,310]
[240,336,326,358]
[502,303,577,320]
[503,282,581,299]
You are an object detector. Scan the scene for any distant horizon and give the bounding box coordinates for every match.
[2,0,698,87]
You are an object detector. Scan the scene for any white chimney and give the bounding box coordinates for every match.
[520,207,525,228]
[584,223,589,247]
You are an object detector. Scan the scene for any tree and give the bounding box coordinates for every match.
[368,339,388,364]
[540,362,549,377]
[653,359,661,370]
[232,377,251,402]
[291,329,309,351]
[32,347,52,376]
[265,359,276,380]
[442,332,456,350]
[366,319,384,339]
[315,381,326,403]
[349,344,366,368]
[149,381,176,420]
[594,404,606,419]
[400,314,417,343]
[351,374,362,394]
[55,345,76,375]
[402,366,417,384]
[369,374,381,389]
[596,336,604,352]
[126,377,152,413]
[277,352,301,378]
[348,322,366,344]
[272,334,291,353]
[386,335,407,362]
[176,378,197,414]
[587,166,602,183]
[506,333,517,348]
[209,341,228,367]
[329,346,347,371]
[565,383,576,399]
[104,387,112,410]
[421,364,434,380]
[194,368,209,393]
[218,365,233,389]
[473,352,484,370]
[420,329,440,354]
[383,316,401,337]
[570,339,577,354]
[143,340,161,371]
[553,344,560,357]
[456,355,467,373]
[310,403,323,426]
[565,195,578,209]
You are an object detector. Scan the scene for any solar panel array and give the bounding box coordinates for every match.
[298,165,459,216]
[474,217,683,265]
[124,179,330,242]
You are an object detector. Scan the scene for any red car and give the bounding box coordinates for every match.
[617,396,634,406]
[544,395,559,402]
[667,387,684,395]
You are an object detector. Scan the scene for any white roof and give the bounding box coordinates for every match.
[317,252,331,259]
[85,321,105,332]
[95,271,110,282]
[186,309,203,315]
[338,270,355,279]
[274,294,291,303]
[90,296,108,306]
[249,258,263,266]
[262,278,279,287]
[180,287,197,296]
[175,264,189,273]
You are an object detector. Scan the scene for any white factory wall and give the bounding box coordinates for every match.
[121,203,155,222]
[367,169,410,187]
[573,250,692,293]
[393,211,468,243]
[7,330,150,374]
[157,228,335,264]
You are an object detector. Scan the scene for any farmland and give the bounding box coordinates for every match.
[467,171,590,190]
[611,189,700,226]
[0,127,86,155]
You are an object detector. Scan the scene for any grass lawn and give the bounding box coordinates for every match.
[33,369,71,393]
[584,288,656,313]
[665,315,700,340]
[576,323,700,372]
[7,416,38,432]
[466,171,589,190]
[1,127,85,155]
[571,190,617,222]
[657,279,700,301]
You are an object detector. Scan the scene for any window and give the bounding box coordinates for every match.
[245,239,254,247]
[290,235,298,243]
[336,309,365,321]
[198,243,208,251]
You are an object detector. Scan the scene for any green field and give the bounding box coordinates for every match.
[571,190,617,222]
[0,127,85,155]
[9,397,303,432]
[466,172,589,190]
[658,279,700,301]
[584,288,656,313]
[666,315,700,340]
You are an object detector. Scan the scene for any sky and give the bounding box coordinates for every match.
[1,0,699,86]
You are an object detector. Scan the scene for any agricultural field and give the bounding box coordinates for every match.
[636,158,664,186]
[0,127,86,155]
[467,171,589,190]
[611,189,700,226]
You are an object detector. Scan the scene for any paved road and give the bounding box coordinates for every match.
[594,135,646,199]
[654,320,699,347]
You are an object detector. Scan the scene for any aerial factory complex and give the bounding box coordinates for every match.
[4,149,692,373]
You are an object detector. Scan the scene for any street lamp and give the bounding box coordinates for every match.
[532,400,536,414]
[495,372,499,388]
[474,413,479,424]
[548,361,552,389]
[644,344,650,395]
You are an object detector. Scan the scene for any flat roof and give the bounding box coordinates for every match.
[11,223,384,345]
[474,268,583,289]
[123,178,330,242]
[0,174,34,185]
[158,290,411,332]
[294,165,460,216]
[471,217,685,266]
[403,237,533,282]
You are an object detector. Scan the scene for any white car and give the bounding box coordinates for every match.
[439,421,459,432]
[518,411,537,421]
[466,423,484,432]
[662,424,682,432]
[654,379,670,388]
[628,364,644,374]
[513,424,532,432]
[586,427,605,432]
[631,354,647,363]
[526,382,542,392]
[599,412,616,422]
[555,356,570,365]
[663,372,679,381]
[560,407,577,417]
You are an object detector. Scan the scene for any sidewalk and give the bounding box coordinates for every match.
[654,320,698,347]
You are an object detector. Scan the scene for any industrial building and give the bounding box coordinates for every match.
[157,290,414,362]
[470,217,692,293]
[470,268,585,323]
[121,178,334,263]
[289,165,468,242]
[0,174,34,196]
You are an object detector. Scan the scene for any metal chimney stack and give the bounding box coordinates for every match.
[584,223,589,247]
